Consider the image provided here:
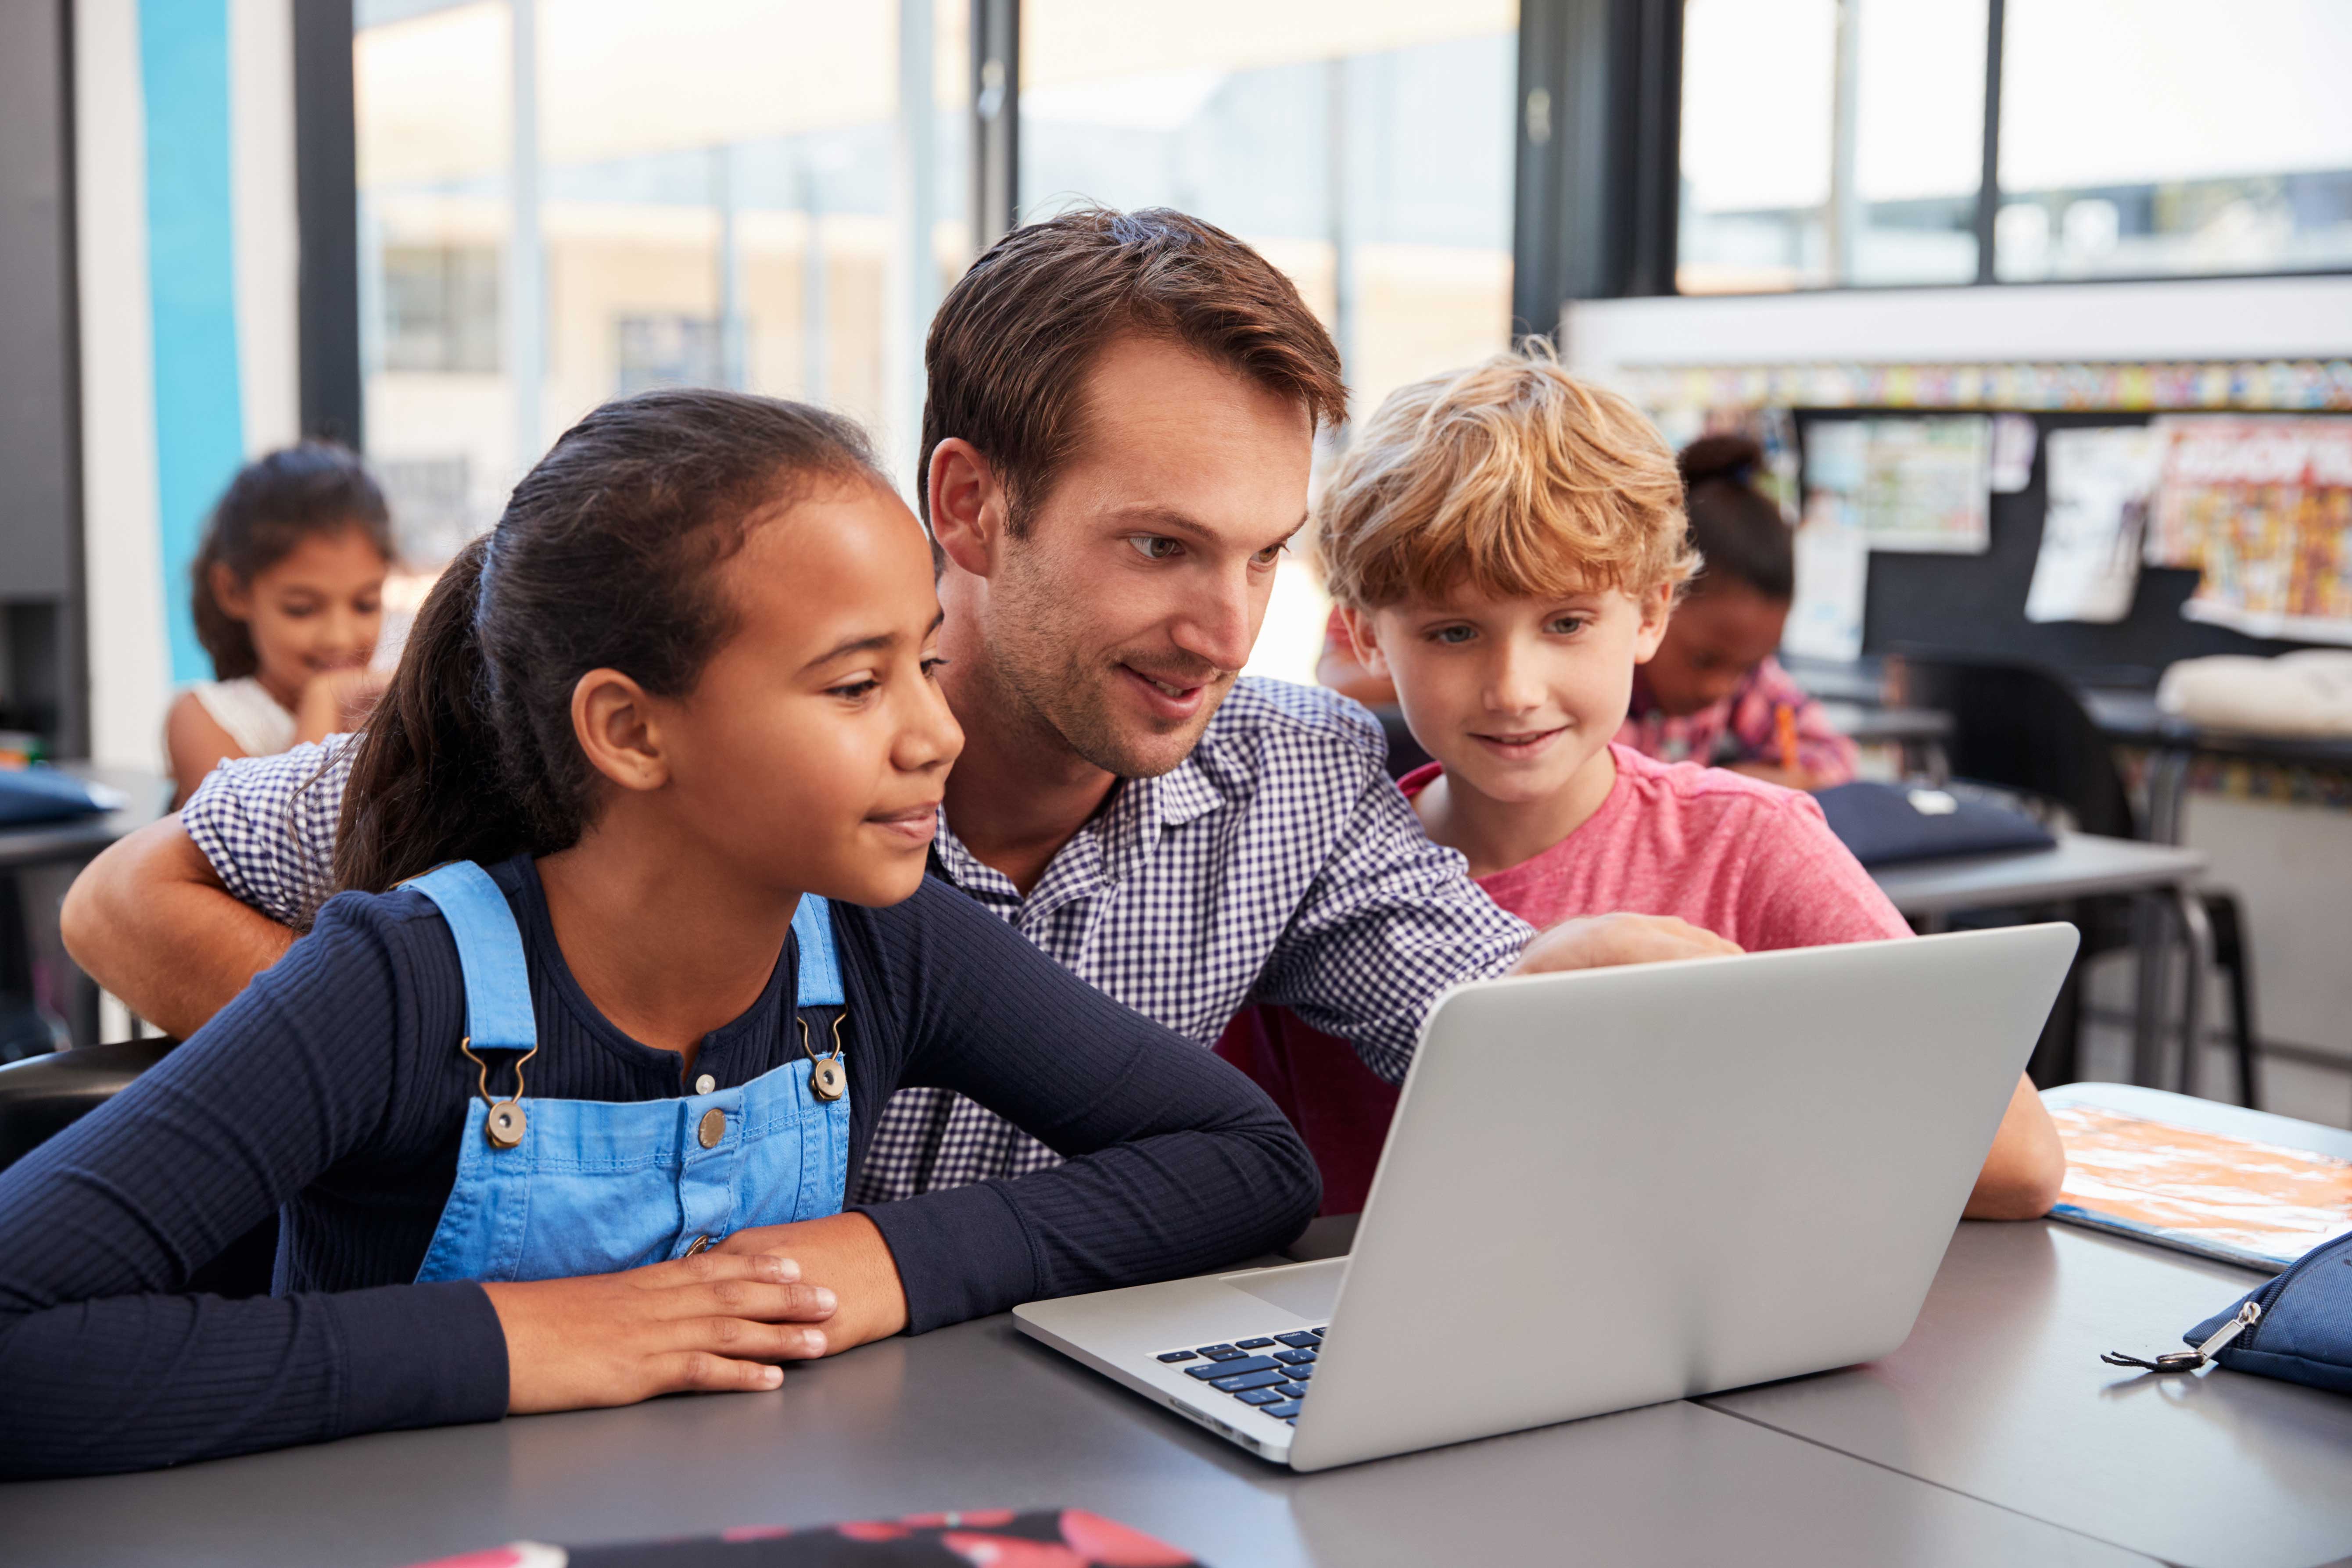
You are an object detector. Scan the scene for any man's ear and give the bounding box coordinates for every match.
[1631,583,1675,665]
[928,438,1010,579]
[571,668,669,793]
[210,562,253,623]
[1339,606,1392,678]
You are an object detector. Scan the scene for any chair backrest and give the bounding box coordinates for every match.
[0,1038,173,1173]
[1896,655,2139,839]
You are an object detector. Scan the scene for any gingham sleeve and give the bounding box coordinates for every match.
[1253,758,1532,1085]
[179,738,358,928]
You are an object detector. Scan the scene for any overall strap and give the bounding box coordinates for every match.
[792,895,843,1008]
[405,862,539,1050]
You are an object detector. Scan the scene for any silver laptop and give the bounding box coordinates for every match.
[1015,924,2077,1471]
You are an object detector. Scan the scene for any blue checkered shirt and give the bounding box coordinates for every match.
[180,677,1531,1201]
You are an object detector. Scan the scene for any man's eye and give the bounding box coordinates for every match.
[1251,540,1290,567]
[1127,535,1184,562]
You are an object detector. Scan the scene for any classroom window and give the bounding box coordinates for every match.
[1995,0,2352,282]
[354,0,970,568]
[1676,0,1987,294]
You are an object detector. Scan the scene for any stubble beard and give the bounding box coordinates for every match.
[990,575,1232,781]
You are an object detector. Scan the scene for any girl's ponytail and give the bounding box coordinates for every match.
[332,535,523,893]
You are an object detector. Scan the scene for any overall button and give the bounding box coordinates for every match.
[694,1073,716,1095]
[697,1107,727,1148]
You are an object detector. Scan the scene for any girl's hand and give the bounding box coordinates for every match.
[294,666,390,744]
[712,1210,909,1352]
[481,1250,837,1415]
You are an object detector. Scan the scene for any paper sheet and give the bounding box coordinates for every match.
[2048,1103,2352,1272]
[2147,416,2352,646]
[2026,426,2162,624]
[1990,413,2038,493]
[1782,487,1869,661]
[1807,416,1993,555]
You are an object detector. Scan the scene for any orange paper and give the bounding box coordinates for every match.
[2050,1104,2352,1271]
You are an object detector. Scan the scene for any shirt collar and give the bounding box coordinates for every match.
[928,748,1228,915]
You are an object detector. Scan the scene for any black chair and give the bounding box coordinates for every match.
[0,1038,279,1296]
[1896,655,2260,1108]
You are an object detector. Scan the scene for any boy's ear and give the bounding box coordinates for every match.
[210,562,252,623]
[928,438,1010,580]
[1338,606,1391,678]
[571,668,668,793]
[1631,583,1675,665]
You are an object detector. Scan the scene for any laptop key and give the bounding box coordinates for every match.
[1185,1356,1278,1380]
[1237,1337,1275,1349]
[1274,1332,1319,1349]
[1274,1382,1307,1400]
[1209,1368,1291,1394]
[1274,1346,1315,1364]
[1157,1351,1198,1363]
[1195,1344,1242,1360]
[1233,1387,1285,1406]
[1286,1363,1314,1381]
[1264,1399,1304,1419]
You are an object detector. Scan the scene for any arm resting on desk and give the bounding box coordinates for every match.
[1963,1074,2066,1221]
[59,816,295,1040]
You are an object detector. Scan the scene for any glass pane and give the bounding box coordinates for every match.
[1020,0,1517,682]
[356,0,968,576]
[1998,0,2352,281]
[1679,0,1985,292]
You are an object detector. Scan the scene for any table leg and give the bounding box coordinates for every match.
[2129,892,2168,1088]
[2146,748,2191,845]
[2171,885,2216,1100]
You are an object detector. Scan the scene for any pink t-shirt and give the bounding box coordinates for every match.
[1413,744,1907,950]
[1214,745,1907,1214]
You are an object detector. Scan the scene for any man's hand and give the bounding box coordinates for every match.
[60,816,296,1040]
[484,1251,836,1414]
[712,1210,907,1353]
[1509,912,1742,975]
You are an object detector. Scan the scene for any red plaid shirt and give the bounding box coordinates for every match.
[1618,656,1856,784]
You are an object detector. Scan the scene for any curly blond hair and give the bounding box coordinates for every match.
[1314,341,1696,611]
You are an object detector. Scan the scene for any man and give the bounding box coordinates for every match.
[65,208,1732,1203]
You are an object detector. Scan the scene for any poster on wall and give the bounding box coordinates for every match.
[2026,427,2163,625]
[2147,417,2352,646]
[1785,426,1870,661]
[1806,416,1994,555]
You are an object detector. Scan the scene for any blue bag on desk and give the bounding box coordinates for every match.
[0,766,116,827]
[2178,1230,2352,1394]
[1812,780,2056,868]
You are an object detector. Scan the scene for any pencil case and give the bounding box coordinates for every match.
[2104,1228,2352,1393]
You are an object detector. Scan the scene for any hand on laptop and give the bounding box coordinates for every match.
[1510,912,1743,974]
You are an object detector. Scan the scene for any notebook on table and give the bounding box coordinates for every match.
[2046,1102,2352,1272]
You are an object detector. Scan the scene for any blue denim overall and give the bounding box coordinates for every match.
[406,862,850,1284]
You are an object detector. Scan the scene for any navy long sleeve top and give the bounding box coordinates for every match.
[0,857,1318,1478]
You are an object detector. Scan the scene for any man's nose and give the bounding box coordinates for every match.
[1167,567,1257,675]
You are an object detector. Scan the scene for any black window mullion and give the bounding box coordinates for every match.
[1973,0,2006,285]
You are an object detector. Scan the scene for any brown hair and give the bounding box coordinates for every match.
[1314,342,1696,612]
[918,205,1347,531]
[192,443,394,679]
[329,388,883,900]
[1680,433,1794,600]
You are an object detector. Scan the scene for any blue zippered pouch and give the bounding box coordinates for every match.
[2108,1230,2352,1392]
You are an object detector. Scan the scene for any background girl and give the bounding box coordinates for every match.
[1619,434,1856,790]
[168,443,396,805]
[0,389,1315,1479]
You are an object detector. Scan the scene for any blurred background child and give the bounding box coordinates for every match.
[1621,434,1854,791]
[165,444,395,805]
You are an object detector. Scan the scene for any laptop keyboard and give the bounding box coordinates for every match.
[1154,1328,1323,1423]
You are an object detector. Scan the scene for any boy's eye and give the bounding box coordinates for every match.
[1427,625,1476,646]
[1546,615,1590,636]
[1127,535,1185,562]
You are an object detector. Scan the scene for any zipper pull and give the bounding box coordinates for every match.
[2103,1300,2261,1373]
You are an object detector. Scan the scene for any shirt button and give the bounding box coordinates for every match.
[694,1073,716,1095]
[698,1107,727,1148]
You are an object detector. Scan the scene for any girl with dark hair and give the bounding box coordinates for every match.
[1621,434,1858,790]
[0,388,1316,1479]
[168,443,396,805]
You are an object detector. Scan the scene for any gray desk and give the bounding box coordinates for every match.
[0,1304,2154,1568]
[1818,699,1954,780]
[2084,686,2352,844]
[1707,1082,2352,1568]
[1872,832,2212,1088]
